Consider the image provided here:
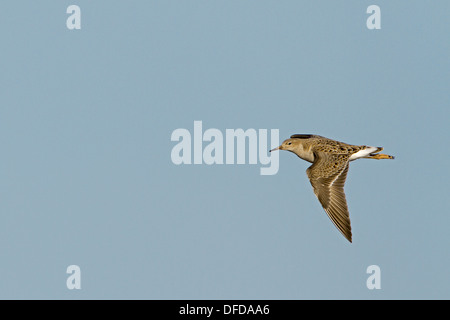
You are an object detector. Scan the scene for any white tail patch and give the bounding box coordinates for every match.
[349,146,378,161]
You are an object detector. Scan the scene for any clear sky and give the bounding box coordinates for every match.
[0,1,449,299]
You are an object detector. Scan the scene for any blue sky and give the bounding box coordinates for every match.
[0,1,448,299]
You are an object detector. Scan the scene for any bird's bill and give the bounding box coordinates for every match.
[269,145,282,152]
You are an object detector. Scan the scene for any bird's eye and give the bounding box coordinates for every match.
[288,142,292,145]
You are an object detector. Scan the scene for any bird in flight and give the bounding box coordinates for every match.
[270,134,394,243]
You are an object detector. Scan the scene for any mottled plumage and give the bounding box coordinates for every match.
[270,134,394,243]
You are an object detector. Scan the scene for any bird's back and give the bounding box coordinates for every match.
[299,135,365,155]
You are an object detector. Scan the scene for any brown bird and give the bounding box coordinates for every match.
[270,134,394,243]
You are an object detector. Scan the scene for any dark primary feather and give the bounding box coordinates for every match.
[290,134,314,139]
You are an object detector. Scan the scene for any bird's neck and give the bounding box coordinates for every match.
[292,147,315,163]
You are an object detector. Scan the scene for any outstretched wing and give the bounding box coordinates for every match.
[306,152,352,242]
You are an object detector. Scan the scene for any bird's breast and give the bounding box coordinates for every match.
[294,149,315,163]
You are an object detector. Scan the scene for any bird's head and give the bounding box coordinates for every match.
[270,138,303,153]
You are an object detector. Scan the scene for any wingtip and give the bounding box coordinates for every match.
[290,134,314,139]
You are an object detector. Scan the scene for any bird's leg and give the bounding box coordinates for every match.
[365,153,395,160]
